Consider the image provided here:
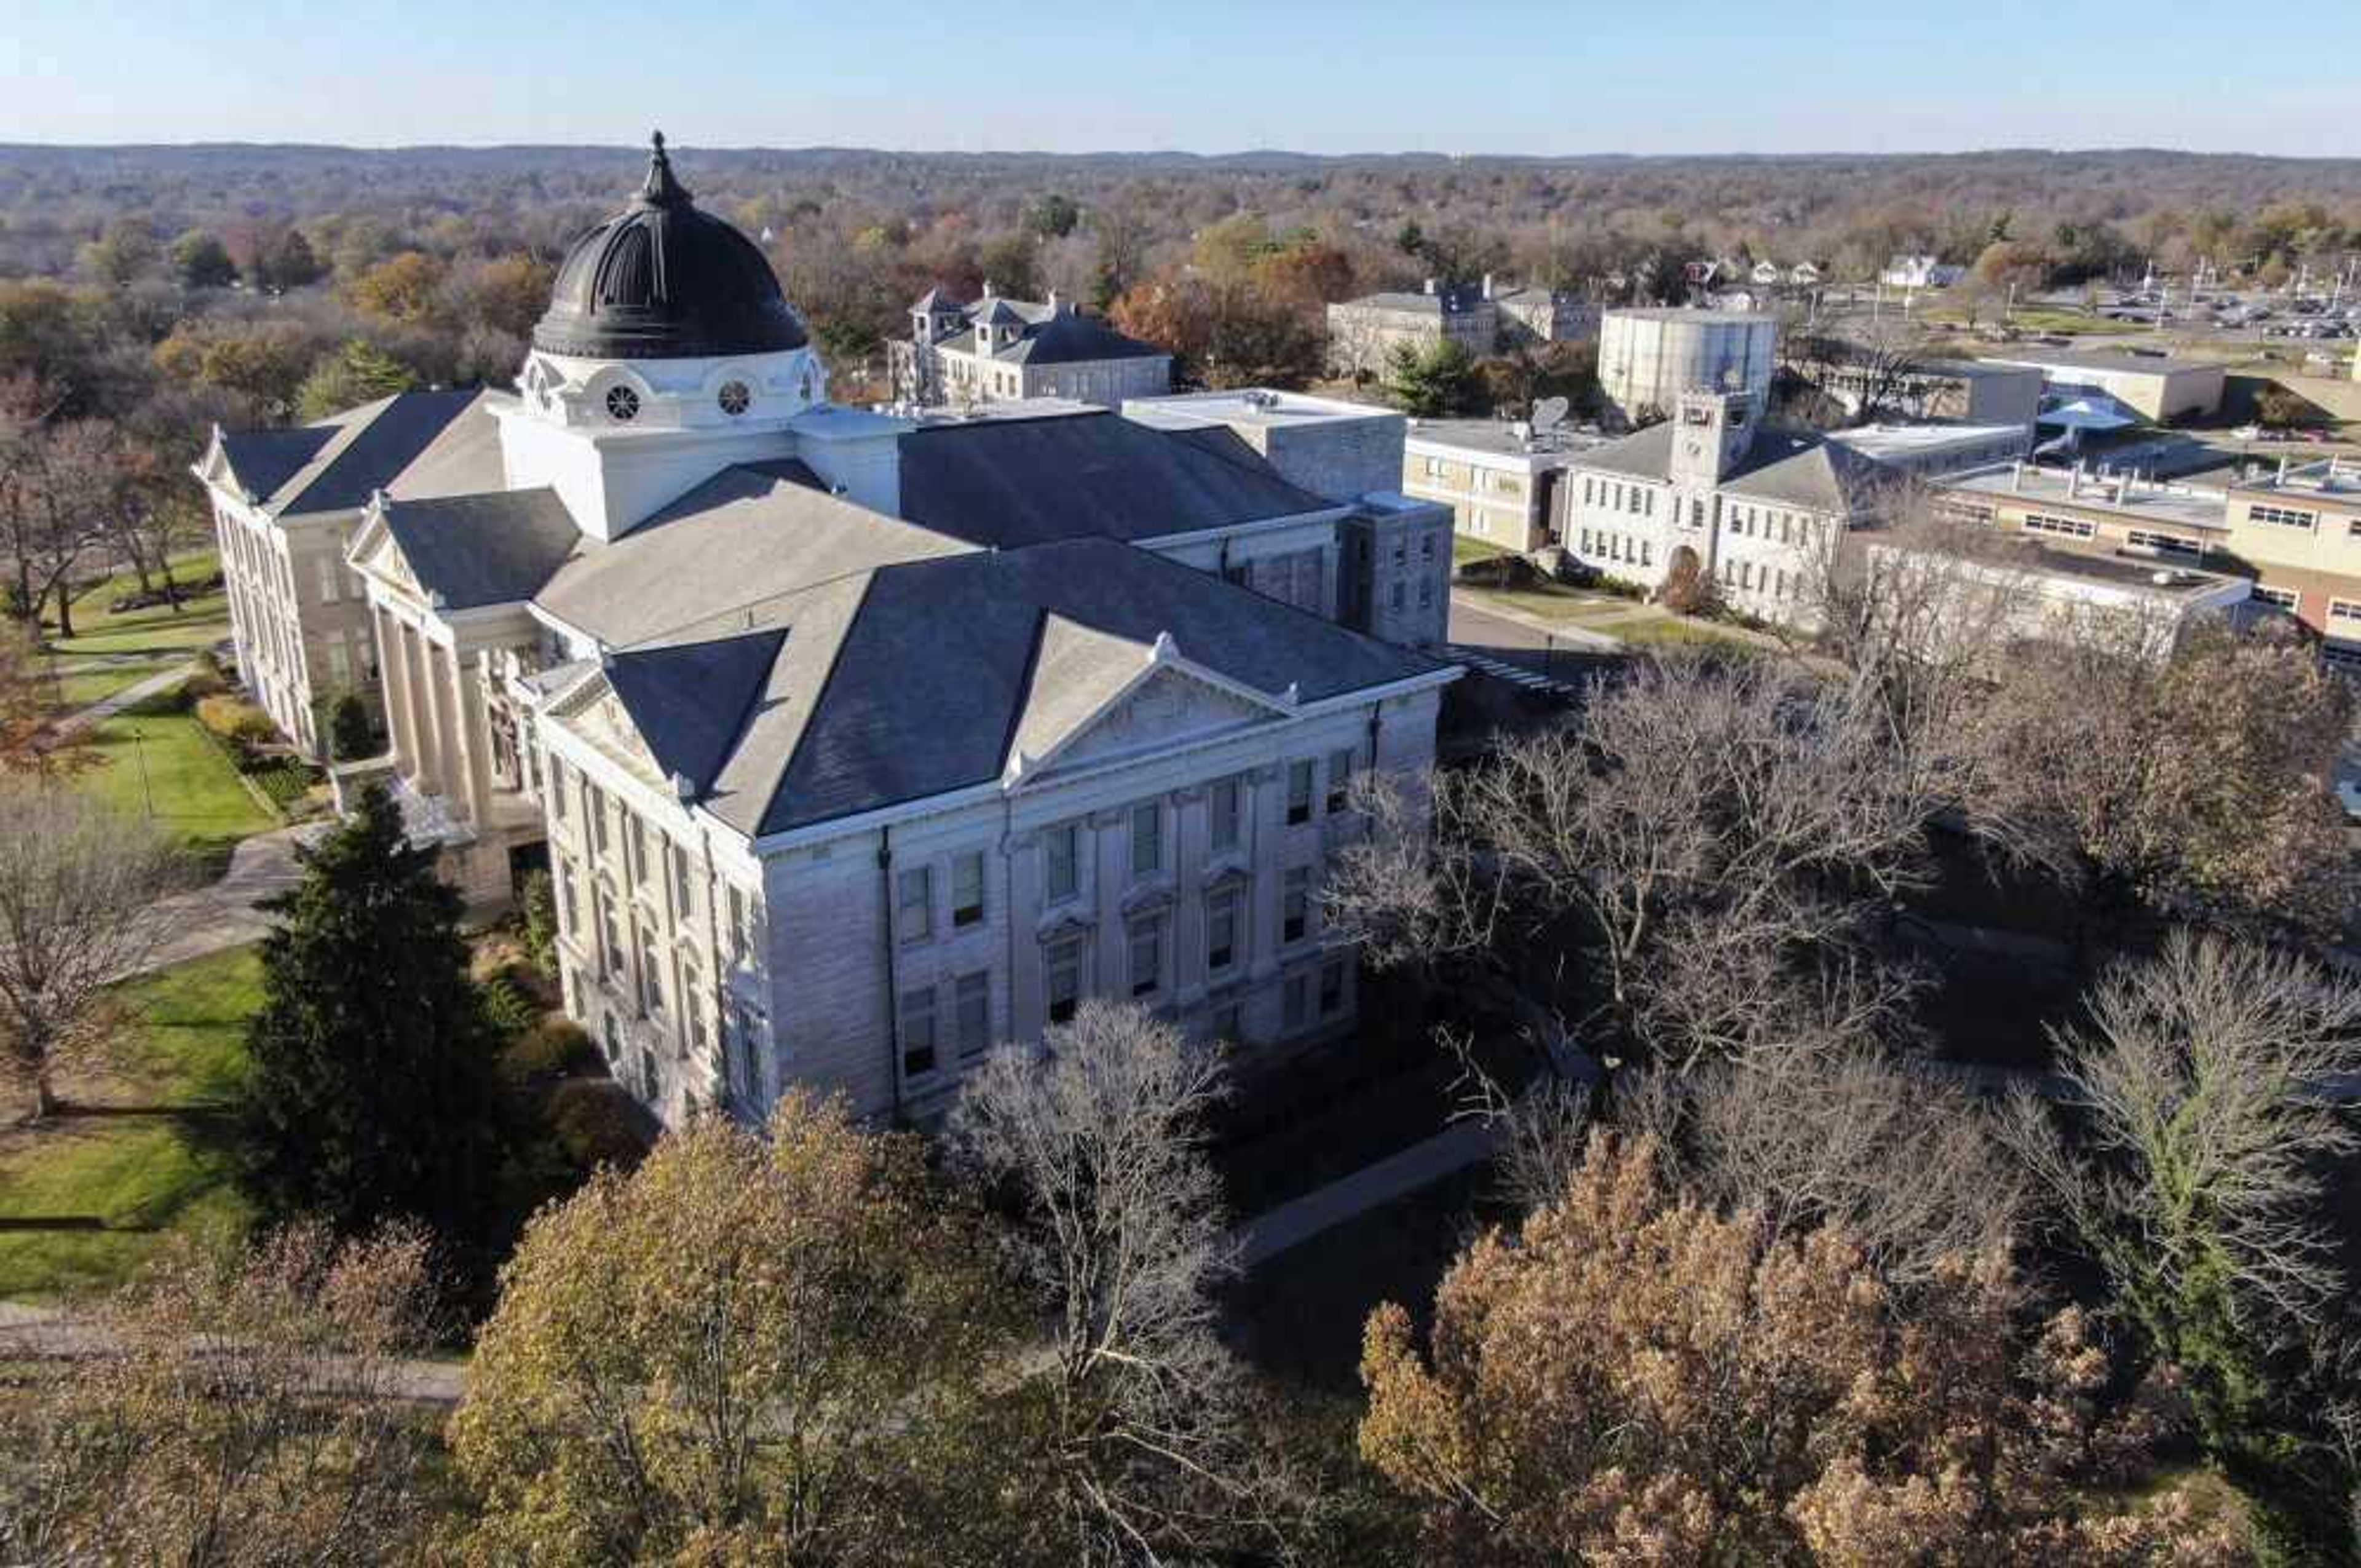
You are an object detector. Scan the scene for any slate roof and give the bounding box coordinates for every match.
[377,489,583,611]
[1341,290,1487,316]
[896,410,1334,549]
[598,536,1442,838]
[534,462,969,648]
[909,290,1166,366]
[1571,421,1901,514]
[213,388,504,518]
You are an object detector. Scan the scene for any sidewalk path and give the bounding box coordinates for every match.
[136,825,320,975]
[1233,1119,1499,1268]
[49,660,196,737]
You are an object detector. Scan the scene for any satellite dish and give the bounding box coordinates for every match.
[1532,396,1570,432]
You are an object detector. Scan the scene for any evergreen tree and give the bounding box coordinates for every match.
[1382,338,1482,418]
[238,785,499,1254]
[169,229,239,289]
[295,338,417,421]
[325,691,376,762]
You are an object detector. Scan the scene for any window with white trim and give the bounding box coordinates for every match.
[954,971,990,1062]
[2021,512,2097,541]
[1209,777,1243,851]
[896,866,933,943]
[1130,802,1162,879]
[1286,761,1314,825]
[1128,917,1161,998]
[1045,822,1080,903]
[2254,585,2300,612]
[898,986,938,1080]
[1045,935,1085,1025]
[1206,885,1241,975]
[2249,504,2317,531]
[1283,866,1311,944]
[951,851,986,929]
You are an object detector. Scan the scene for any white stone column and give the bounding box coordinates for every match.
[377,606,419,775]
[455,654,495,828]
[1090,807,1128,994]
[1246,763,1284,981]
[419,635,459,812]
[1171,785,1208,1005]
[400,622,436,791]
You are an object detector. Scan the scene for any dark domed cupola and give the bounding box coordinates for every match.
[531,133,808,360]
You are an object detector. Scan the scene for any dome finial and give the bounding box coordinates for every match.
[640,129,689,206]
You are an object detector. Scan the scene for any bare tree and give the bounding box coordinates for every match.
[1623,1038,2027,1288]
[2009,932,2361,1337]
[0,416,119,639]
[1327,654,1940,1066]
[1781,314,1931,427]
[2004,932,2361,1550]
[948,1002,1288,1564]
[0,779,189,1121]
[0,1222,444,1568]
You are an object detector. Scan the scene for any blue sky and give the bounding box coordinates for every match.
[7,0,2355,157]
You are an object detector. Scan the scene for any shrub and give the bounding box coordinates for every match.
[181,667,227,701]
[519,869,558,976]
[479,973,540,1038]
[195,694,275,746]
[545,1079,646,1171]
[499,1018,596,1086]
[326,692,377,762]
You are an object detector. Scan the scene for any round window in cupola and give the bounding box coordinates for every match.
[604,384,642,423]
[718,380,752,417]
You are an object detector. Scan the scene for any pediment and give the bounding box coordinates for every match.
[352,523,424,601]
[553,679,669,788]
[1011,662,1279,787]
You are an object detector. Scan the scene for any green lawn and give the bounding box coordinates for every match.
[47,655,188,713]
[0,948,261,1302]
[48,550,228,660]
[80,692,277,871]
[1452,534,1511,568]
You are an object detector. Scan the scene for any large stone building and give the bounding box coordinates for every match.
[196,389,502,757]
[1596,307,1778,427]
[886,286,1170,410]
[1324,275,1591,379]
[1554,389,1888,621]
[207,138,1460,1128]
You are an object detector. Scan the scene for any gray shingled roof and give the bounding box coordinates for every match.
[1000,311,1169,366]
[1341,289,1485,315]
[896,411,1332,549]
[1572,421,1901,515]
[534,462,970,648]
[216,388,504,518]
[378,488,583,611]
[603,536,1441,838]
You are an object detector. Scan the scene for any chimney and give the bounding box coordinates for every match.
[982,279,995,299]
[1482,272,1496,300]
[1048,288,1061,314]
[2010,460,2023,493]
[1423,277,1438,295]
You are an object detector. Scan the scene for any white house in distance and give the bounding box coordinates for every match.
[200,137,1465,1129]
[887,285,1171,410]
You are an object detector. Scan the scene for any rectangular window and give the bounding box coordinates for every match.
[588,785,609,853]
[2255,585,2300,612]
[2021,512,2098,541]
[1045,822,1079,903]
[627,815,648,885]
[897,866,933,943]
[2331,599,2361,627]
[636,923,665,1018]
[1283,866,1311,944]
[1129,919,1161,998]
[1326,748,1354,815]
[951,851,985,929]
[1206,885,1240,974]
[1130,802,1162,879]
[2249,504,2318,531]
[670,842,697,916]
[1046,936,1085,1025]
[548,759,569,820]
[598,895,623,980]
[955,971,991,1061]
[899,987,938,1080]
[1209,777,1242,850]
[1286,761,1314,825]
[1321,959,1346,1015]
[2126,529,2202,560]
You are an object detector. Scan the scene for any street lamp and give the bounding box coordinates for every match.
[130,724,154,818]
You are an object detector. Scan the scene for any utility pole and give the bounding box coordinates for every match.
[131,725,154,818]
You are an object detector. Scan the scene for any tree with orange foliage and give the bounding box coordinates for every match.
[1359,1131,2247,1566]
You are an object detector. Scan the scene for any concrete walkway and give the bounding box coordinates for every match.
[49,659,196,737]
[138,824,322,974]
[1233,1118,1500,1268]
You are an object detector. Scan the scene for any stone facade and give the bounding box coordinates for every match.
[888,290,1171,410]
[208,498,372,758]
